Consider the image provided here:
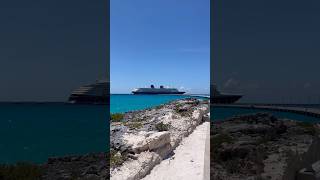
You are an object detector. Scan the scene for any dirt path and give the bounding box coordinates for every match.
[142,122,210,180]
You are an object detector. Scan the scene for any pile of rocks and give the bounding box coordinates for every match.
[211,113,320,180]
[110,98,209,180]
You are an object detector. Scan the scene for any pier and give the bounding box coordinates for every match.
[212,104,320,118]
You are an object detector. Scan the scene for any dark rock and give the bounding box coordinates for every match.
[211,113,318,180]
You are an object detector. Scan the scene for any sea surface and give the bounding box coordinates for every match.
[1,95,319,164]
[212,107,320,122]
[110,94,203,113]
[0,103,108,164]
[0,95,202,164]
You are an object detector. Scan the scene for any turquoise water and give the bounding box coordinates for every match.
[0,95,202,164]
[0,103,108,164]
[2,95,318,164]
[212,107,320,122]
[110,94,320,123]
[110,94,198,113]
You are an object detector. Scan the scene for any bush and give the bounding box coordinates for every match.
[211,133,233,149]
[0,162,43,180]
[155,122,170,132]
[174,104,191,117]
[211,133,233,162]
[111,113,124,122]
[297,122,317,135]
[124,122,143,129]
[110,150,125,168]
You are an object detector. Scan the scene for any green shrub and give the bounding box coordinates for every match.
[111,113,124,122]
[297,122,317,135]
[132,118,146,122]
[124,122,143,129]
[110,150,125,168]
[224,159,241,174]
[0,162,43,180]
[174,104,183,113]
[211,133,233,149]
[174,104,191,117]
[211,133,233,162]
[155,122,170,132]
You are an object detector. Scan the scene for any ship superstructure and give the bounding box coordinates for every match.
[68,80,109,104]
[211,84,242,104]
[132,85,185,95]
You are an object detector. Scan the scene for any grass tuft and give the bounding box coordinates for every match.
[155,122,170,132]
[111,113,124,122]
[124,122,143,129]
[297,122,317,135]
[110,150,125,168]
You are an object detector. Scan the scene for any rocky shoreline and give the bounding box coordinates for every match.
[110,98,209,180]
[211,113,320,180]
[41,152,109,180]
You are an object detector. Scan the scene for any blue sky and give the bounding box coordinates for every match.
[110,0,210,94]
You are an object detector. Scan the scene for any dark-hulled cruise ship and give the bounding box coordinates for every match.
[132,85,185,95]
[211,84,242,104]
[68,80,109,104]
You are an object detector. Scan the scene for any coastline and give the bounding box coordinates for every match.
[110,98,209,180]
[0,98,208,179]
[211,113,320,179]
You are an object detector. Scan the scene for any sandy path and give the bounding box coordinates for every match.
[142,122,210,180]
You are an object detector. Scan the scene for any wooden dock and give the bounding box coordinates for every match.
[212,104,320,118]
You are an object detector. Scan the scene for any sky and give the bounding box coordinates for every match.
[213,0,320,103]
[110,0,210,94]
[0,0,107,101]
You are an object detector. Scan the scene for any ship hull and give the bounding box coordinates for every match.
[211,95,242,104]
[68,94,109,104]
[132,91,185,95]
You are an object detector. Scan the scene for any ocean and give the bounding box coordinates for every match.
[1,94,318,164]
[111,94,319,123]
[110,94,203,113]
[0,103,108,164]
[212,107,320,122]
[0,94,201,164]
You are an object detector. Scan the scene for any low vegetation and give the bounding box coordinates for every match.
[0,163,43,180]
[110,150,125,168]
[131,117,146,122]
[296,121,318,135]
[111,113,124,122]
[211,133,233,162]
[174,104,192,117]
[155,122,170,132]
[174,103,183,113]
[124,122,143,129]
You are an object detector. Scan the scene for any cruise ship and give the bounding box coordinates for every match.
[211,84,242,104]
[132,85,185,95]
[68,80,109,104]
